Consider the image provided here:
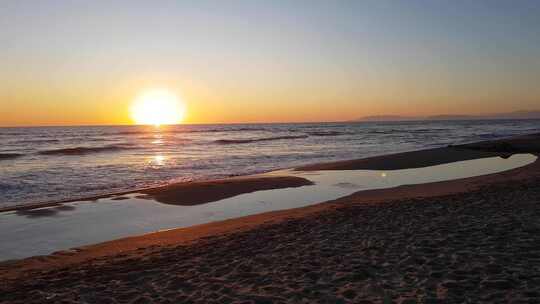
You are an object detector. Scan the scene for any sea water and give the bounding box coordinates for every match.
[1,120,539,208]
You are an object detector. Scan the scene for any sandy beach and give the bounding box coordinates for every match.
[1,134,539,303]
[4,1,540,303]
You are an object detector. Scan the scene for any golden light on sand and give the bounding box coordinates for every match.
[130,89,186,126]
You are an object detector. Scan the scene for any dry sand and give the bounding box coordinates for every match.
[1,134,539,303]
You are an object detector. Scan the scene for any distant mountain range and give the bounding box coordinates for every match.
[355,110,540,122]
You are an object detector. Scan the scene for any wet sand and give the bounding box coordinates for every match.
[295,147,504,171]
[140,176,313,206]
[296,133,540,172]
[1,134,539,303]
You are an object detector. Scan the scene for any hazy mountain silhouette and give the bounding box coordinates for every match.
[355,110,540,122]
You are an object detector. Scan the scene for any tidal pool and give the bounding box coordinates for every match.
[0,153,536,260]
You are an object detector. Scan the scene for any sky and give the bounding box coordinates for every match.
[1,0,540,126]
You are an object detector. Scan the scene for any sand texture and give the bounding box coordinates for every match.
[1,177,539,303]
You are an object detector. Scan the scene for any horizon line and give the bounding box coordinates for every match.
[2,117,540,128]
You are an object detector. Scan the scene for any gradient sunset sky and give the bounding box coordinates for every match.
[1,0,539,126]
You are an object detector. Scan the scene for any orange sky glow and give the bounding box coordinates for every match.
[1,2,539,126]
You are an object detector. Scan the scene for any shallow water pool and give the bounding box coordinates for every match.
[0,154,536,260]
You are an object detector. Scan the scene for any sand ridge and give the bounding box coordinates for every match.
[141,176,313,206]
[296,133,540,172]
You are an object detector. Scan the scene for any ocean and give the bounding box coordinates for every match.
[1,120,539,208]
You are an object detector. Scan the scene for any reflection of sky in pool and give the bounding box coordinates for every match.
[0,154,536,261]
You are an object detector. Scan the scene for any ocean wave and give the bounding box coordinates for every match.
[215,135,309,145]
[112,127,269,136]
[0,153,23,160]
[308,131,352,137]
[15,138,60,144]
[38,144,136,156]
[411,128,451,133]
[199,127,269,133]
[375,128,452,135]
[113,131,148,135]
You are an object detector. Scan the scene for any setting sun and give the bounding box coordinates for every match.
[130,89,186,126]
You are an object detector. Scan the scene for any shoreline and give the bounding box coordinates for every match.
[1,133,539,281]
[297,132,540,171]
[2,132,538,213]
[0,175,313,213]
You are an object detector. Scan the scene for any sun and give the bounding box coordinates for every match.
[130,89,186,126]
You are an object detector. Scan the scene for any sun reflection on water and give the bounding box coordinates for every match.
[151,131,164,145]
[149,155,166,166]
